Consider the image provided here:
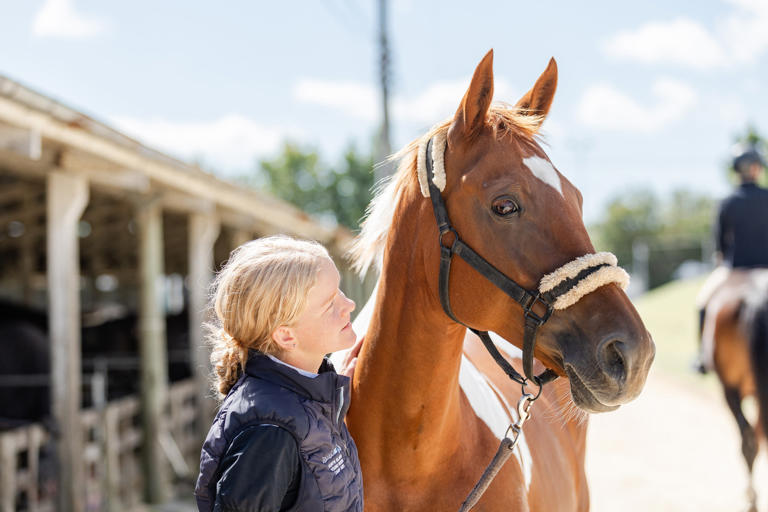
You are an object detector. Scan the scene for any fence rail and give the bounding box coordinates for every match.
[0,379,200,512]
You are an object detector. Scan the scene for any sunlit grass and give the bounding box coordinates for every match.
[632,276,720,394]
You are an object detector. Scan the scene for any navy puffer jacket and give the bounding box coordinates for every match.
[195,351,363,512]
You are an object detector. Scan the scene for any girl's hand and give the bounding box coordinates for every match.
[337,336,363,379]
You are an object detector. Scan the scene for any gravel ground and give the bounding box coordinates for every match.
[586,368,768,512]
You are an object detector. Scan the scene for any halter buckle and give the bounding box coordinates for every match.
[438,226,458,250]
[522,293,553,326]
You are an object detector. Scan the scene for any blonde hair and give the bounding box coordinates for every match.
[207,235,331,398]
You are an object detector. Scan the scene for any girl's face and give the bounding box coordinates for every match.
[288,257,357,364]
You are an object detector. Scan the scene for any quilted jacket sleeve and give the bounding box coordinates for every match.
[213,424,301,512]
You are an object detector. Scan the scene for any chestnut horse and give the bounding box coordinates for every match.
[345,50,655,511]
[703,268,768,511]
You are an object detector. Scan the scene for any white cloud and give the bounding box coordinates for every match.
[577,78,698,132]
[32,0,108,39]
[294,76,520,126]
[715,96,749,125]
[293,79,378,121]
[603,1,768,69]
[111,115,294,173]
[721,0,768,63]
[603,18,727,69]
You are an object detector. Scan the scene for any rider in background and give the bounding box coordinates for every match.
[694,145,768,373]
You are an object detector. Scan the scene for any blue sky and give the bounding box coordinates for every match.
[2,0,766,223]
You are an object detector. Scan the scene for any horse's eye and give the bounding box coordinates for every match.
[492,197,519,217]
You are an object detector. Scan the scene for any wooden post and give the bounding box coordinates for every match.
[0,432,16,512]
[20,190,36,304]
[27,426,43,511]
[188,213,220,428]
[102,405,120,512]
[47,172,88,512]
[136,197,170,503]
[231,229,252,250]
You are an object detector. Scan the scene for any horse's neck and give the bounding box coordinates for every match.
[349,254,469,478]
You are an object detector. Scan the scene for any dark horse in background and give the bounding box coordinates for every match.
[703,268,768,511]
[0,299,190,428]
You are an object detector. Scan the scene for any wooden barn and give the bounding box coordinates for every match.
[0,74,365,512]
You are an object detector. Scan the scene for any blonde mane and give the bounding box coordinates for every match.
[348,105,544,277]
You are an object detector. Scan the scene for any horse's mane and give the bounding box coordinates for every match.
[349,105,543,276]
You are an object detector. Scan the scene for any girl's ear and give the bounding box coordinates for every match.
[271,326,297,351]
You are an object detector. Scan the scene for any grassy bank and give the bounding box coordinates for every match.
[632,276,720,392]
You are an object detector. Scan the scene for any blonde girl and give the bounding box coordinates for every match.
[194,236,363,512]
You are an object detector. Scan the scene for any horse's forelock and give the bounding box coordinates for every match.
[348,105,542,277]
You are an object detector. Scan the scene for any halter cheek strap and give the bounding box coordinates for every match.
[422,136,629,385]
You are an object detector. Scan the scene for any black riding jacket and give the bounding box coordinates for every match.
[716,183,768,268]
[195,351,363,512]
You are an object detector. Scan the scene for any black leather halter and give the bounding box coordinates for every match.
[424,137,560,387]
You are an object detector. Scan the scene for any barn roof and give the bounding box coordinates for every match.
[0,73,351,249]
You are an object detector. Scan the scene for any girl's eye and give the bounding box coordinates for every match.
[492,197,520,217]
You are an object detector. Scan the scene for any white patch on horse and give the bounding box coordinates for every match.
[459,355,533,491]
[522,156,563,196]
[351,281,378,339]
[489,331,523,360]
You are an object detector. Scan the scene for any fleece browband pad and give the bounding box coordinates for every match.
[539,252,630,310]
[417,131,447,197]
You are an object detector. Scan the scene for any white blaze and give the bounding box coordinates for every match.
[523,156,563,196]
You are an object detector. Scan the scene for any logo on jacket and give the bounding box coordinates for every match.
[322,444,346,475]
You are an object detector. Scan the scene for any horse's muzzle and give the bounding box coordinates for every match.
[565,328,655,413]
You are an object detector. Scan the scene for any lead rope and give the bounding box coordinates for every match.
[459,392,537,512]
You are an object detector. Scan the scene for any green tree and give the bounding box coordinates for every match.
[589,190,659,270]
[325,147,375,230]
[590,189,716,289]
[256,142,374,230]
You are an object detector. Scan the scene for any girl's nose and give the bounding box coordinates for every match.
[344,294,355,313]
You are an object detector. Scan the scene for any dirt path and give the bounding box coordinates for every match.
[586,368,768,511]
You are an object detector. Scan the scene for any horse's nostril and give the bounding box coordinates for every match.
[598,338,627,384]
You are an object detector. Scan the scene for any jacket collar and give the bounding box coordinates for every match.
[244,350,349,406]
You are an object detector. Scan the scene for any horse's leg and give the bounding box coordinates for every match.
[748,296,768,512]
[693,307,708,374]
[723,386,758,511]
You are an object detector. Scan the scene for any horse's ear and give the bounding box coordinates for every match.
[449,49,494,144]
[514,57,558,127]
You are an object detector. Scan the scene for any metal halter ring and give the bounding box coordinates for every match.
[522,377,546,401]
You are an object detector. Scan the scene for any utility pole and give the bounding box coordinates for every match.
[374,0,392,182]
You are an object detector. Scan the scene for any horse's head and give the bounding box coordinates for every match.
[416,50,654,413]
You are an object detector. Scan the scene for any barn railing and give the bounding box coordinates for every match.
[0,424,51,512]
[0,378,201,512]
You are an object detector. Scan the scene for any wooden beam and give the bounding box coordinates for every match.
[0,144,58,179]
[0,123,41,160]
[47,172,88,512]
[57,151,150,194]
[0,96,339,244]
[135,196,171,503]
[160,191,214,215]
